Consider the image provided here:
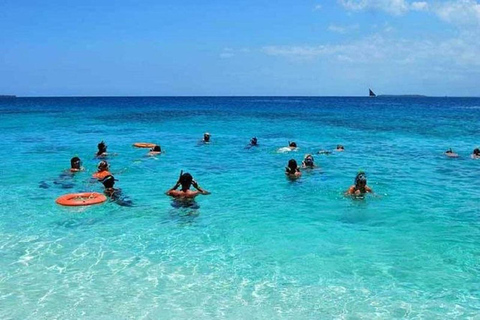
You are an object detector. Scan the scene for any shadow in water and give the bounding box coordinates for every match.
[168,199,200,224]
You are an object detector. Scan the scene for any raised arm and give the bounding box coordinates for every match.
[165,170,183,195]
[192,179,211,195]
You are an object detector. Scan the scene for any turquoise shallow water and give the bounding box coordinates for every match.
[1,97,480,319]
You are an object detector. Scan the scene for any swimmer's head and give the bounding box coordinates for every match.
[179,172,193,191]
[70,156,81,169]
[446,148,453,153]
[250,137,258,145]
[289,141,297,148]
[151,145,161,152]
[337,144,344,150]
[97,160,109,171]
[203,133,211,142]
[97,141,107,156]
[304,154,314,166]
[474,148,480,155]
[100,175,116,189]
[98,141,107,151]
[286,159,298,173]
[355,172,367,186]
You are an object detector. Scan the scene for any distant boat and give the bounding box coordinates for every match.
[369,89,376,97]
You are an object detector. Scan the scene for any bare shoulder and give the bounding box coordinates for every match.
[345,185,355,194]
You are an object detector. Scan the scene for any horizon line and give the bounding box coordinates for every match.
[3,94,480,98]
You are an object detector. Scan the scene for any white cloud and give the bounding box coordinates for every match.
[328,24,360,34]
[338,0,410,15]
[328,25,347,34]
[434,0,480,26]
[314,4,322,11]
[220,48,234,59]
[338,0,480,28]
[220,53,234,59]
[410,1,428,11]
[261,33,480,69]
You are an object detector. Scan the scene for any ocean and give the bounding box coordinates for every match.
[0,96,479,319]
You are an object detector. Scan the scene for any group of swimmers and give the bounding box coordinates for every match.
[65,137,373,206]
[445,147,480,159]
[65,140,212,206]
[279,143,371,196]
[63,135,480,207]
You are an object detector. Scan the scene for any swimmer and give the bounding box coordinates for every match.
[246,137,258,149]
[336,144,345,152]
[99,174,133,206]
[148,145,162,156]
[166,171,210,198]
[445,148,459,158]
[202,133,211,143]
[99,174,118,197]
[278,141,298,153]
[302,154,316,169]
[345,172,373,196]
[472,148,480,159]
[96,141,108,158]
[317,150,332,155]
[285,159,301,179]
[92,160,111,179]
[70,156,84,172]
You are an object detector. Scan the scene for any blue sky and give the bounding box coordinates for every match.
[1,0,479,96]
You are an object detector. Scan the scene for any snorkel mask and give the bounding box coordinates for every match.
[71,157,81,168]
[355,172,367,185]
[304,155,314,166]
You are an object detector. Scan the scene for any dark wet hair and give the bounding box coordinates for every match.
[98,160,109,170]
[337,144,344,149]
[250,137,258,145]
[100,175,115,189]
[355,172,367,186]
[152,145,161,152]
[97,141,107,155]
[474,148,480,155]
[203,133,210,142]
[286,159,298,174]
[179,173,193,191]
[289,141,297,148]
[70,156,81,168]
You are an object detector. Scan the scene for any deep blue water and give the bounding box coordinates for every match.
[1,96,479,319]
